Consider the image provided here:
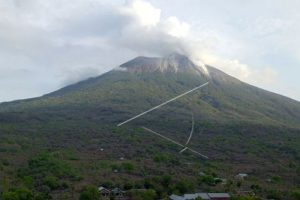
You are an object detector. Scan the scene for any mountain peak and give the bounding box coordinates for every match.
[164,52,189,61]
[163,53,194,70]
[116,53,207,75]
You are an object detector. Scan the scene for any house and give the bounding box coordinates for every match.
[186,193,210,200]
[111,187,125,199]
[98,186,110,198]
[98,186,127,200]
[208,193,230,200]
[170,193,210,200]
[169,193,230,200]
[170,194,184,200]
[199,171,206,176]
[235,173,248,179]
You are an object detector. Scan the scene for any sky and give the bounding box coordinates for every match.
[0,0,300,102]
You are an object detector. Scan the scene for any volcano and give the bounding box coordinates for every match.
[0,54,300,199]
[1,53,299,128]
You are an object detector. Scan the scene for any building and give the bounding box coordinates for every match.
[185,193,210,200]
[208,193,230,200]
[98,186,127,200]
[98,186,110,199]
[169,192,230,200]
[111,187,126,199]
[169,194,183,200]
[235,173,248,179]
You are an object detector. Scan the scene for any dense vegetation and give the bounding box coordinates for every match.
[0,56,300,199]
[0,122,299,199]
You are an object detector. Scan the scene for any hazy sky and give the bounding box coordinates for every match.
[1,0,300,102]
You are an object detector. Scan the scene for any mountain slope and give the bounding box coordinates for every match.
[1,53,299,128]
[1,53,300,199]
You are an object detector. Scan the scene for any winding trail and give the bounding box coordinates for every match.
[185,112,194,146]
[179,112,194,153]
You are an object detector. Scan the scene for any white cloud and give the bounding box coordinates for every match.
[120,0,161,27]
[114,1,280,87]
[163,16,190,38]
[0,0,298,102]
[204,56,279,86]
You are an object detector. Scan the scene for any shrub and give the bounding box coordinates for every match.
[79,186,101,200]
[199,175,216,186]
[266,189,281,200]
[44,176,60,190]
[124,182,134,190]
[161,175,172,188]
[153,154,170,163]
[2,188,34,200]
[175,179,194,194]
[130,189,157,200]
[290,189,300,200]
[122,162,135,172]
[2,191,19,200]
[15,188,34,200]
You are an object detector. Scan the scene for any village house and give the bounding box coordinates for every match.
[98,186,110,199]
[208,193,231,200]
[235,173,248,179]
[98,186,127,200]
[169,192,230,200]
[111,187,126,199]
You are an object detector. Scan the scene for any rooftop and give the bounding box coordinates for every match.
[169,192,230,200]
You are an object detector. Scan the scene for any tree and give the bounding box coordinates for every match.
[139,189,156,200]
[15,188,34,200]
[80,186,101,200]
[266,189,281,200]
[130,189,157,200]
[161,175,172,188]
[290,189,300,200]
[175,180,194,194]
[2,188,33,200]
[2,192,19,200]
[122,162,135,172]
[44,176,59,190]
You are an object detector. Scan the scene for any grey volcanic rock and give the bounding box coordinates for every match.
[118,53,207,75]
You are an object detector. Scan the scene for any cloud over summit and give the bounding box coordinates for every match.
[0,0,299,102]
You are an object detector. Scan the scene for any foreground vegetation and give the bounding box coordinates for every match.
[0,119,299,199]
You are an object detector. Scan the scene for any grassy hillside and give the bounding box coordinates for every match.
[0,56,300,199]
